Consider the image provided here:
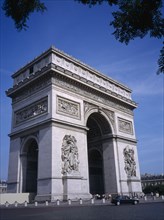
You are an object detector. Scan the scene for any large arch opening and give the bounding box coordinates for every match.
[87,112,112,196]
[22,139,38,193]
[88,149,104,195]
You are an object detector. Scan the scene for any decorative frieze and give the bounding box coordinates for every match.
[123,146,136,177]
[7,47,137,110]
[52,53,132,100]
[15,97,48,125]
[54,76,133,115]
[118,118,133,134]
[57,96,80,119]
[61,135,79,175]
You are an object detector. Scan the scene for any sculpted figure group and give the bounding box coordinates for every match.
[61,135,79,174]
[123,146,136,177]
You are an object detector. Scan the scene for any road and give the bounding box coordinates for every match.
[1,202,164,220]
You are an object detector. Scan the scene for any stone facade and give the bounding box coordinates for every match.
[6,46,142,201]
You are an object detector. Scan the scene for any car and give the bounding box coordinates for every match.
[111,195,139,206]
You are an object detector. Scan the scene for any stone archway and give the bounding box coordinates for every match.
[21,138,38,193]
[87,112,113,196]
[6,47,142,200]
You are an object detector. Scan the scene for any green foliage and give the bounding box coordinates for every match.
[143,184,164,195]
[110,0,164,44]
[157,45,164,74]
[2,0,47,31]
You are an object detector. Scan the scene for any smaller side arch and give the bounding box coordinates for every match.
[21,135,39,155]
[20,135,39,193]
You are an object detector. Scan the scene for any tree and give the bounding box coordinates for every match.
[143,184,164,195]
[2,0,46,31]
[2,0,164,73]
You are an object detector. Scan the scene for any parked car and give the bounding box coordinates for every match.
[111,195,139,206]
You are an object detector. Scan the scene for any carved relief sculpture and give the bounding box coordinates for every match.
[61,135,79,175]
[123,146,136,177]
[54,77,133,115]
[84,102,96,114]
[15,97,48,124]
[57,96,80,119]
[104,109,115,126]
[118,118,133,134]
[52,52,132,100]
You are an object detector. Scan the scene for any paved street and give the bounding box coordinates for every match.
[1,202,164,220]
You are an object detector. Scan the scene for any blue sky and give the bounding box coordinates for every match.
[0,0,163,180]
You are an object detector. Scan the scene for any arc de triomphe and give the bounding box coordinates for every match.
[6,46,142,201]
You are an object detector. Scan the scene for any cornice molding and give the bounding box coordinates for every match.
[7,65,137,110]
[9,118,88,138]
[11,46,131,92]
[51,64,137,107]
[7,47,137,105]
[114,135,137,144]
[53,73,135,115]
[6,64,52,97]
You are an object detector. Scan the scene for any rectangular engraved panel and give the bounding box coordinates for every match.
[15,97,48,124]
[57,96,80,119]
[118,118,133,134]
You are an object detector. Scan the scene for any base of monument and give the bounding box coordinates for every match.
[35,193,92,202]
[35,193,63,202]
[62,173,92,201]
[63,193,92,201]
